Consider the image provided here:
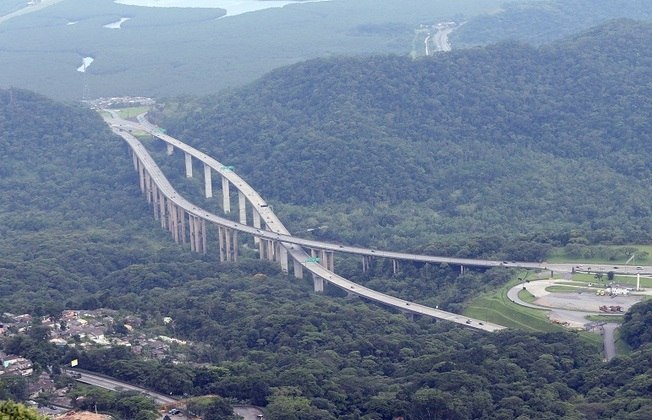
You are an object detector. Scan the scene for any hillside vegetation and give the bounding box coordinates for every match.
[454,0,652,46]
[2,67,652,418]
[157,20,652,255]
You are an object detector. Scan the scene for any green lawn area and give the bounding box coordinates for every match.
[117,106,149,119]
[545,285,585,293]
[464,274,563,332]
[463,272,632,350]
[547,244,652,264]
[614,329,633,356]
[585,314,624,323]
[518,288,536,303]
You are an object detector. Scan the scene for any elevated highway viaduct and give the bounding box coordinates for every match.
[105,112,507,332]
[104,111,652,331]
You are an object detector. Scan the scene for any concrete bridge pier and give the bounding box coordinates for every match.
[188,215,206,254]
[258,238,275,261]
[188,215,196,252]
[267,239,276,262]
[166,144,174,156]
[132,151,139,171]
[144,172,152,204]
[189,216,206,254]
[238,191,247,225]
[293,258,304,279]
[252,209,261,244]
[221,176,231,214]
[257,237,265,259]
[169,204,179,243]
[278,245,289,273]
[150,183,159,220]
[313,275,324,293]
[218,226,226,262]
[180,209,187,245]
[362,255,373,273]
[184,153,193,178]
[319,250,335,272]
[201,219,207,255]
[225,227,233,261]
[392,259,399,275]
[203,164,213,198]
[460,265,464,274]
[158,190,167,229]
[231,230,238,262]
[137,160,145,193]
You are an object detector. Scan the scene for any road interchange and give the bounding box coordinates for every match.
[104,110,652,332]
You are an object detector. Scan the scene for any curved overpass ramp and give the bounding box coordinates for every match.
[105,112,505,332]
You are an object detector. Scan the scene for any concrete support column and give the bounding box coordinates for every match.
[231,230,238,262]
[188,216,196,252]
[319,250,334,272]
[203,164,213,198]
[132,151,139,171]
[267,240,276,262]
[257,238,264,259]
[218,226,226,262]
[166,144,174,156]
[144,172,152,203]
[195,217,204,254]
[221,176,231,214]
[238,191,247,225]
[201,219,207,255]
[392,259,399,275]
[180,209,187,245]
[138,160,145,193]
[278,245,288,273]
[313,275,324,293]
[219,227,238,262]
[362,255,372,273]
[293,259,304,279]
[152,185,160,221]
[253,209,261,244]
[170,204,179,244]
[166,199,173,233]
[159,191,167,229]
[184,152,193,178]
[225,228,232,261]
[460,265,464,274]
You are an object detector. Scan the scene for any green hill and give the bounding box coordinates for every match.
[3,54,652,420]
[157,19,652,254]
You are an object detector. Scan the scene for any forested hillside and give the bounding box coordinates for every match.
[454,0,652,46]
[156,19,652,253]
[2,77,652,418]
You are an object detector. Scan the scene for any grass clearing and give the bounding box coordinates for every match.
[545,285,585,293]
[518,288,536,303]
[614,329,632,356]
[117,106,149,119]
[464,273,562,332]
[547,244,652,265]
[585,314,624,323]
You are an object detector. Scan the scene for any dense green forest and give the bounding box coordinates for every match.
[155,20,652,256]
[3,22,652,418]
[454,0,652,46]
